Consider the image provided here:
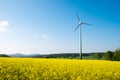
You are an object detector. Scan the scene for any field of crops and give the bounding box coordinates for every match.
[0,58,120,80]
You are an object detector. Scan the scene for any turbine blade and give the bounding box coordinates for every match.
[76,13,80,21]
[74,24,81,31]
[82,22,92,25]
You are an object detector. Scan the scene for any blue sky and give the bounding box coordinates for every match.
[0,0,120,54]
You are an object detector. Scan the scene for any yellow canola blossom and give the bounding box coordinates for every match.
[0,58,120,80]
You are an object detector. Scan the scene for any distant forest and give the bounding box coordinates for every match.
[0,48,120,61]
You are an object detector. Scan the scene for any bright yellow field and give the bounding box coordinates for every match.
[0,58,120,80]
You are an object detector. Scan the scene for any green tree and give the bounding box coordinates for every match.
[113,48,120,61]
[104,51,113,60]
[93,53,102,59]
[0,54,9,57]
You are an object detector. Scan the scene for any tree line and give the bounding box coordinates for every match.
[0,48,120,61]
[93,48,120,61]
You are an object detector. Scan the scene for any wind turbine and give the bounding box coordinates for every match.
[74,13,91,59]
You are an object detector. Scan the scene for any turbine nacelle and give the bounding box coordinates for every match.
[74,13,91,31]
[78,21,82,25]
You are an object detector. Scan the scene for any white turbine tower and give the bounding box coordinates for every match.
[74,13,91,59]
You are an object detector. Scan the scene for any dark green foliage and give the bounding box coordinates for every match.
[113,48,120,61]
[0,54,9,57]
[104,48,120,61]
[43,53,96,59]
[104,51,113,60]
[92,53,102,59]
[43,53,80,58]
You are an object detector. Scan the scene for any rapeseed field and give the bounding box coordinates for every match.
[0,58,120,80]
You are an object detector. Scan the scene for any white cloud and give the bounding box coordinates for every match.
[42,34,48,39]
[0,20,9,27]
[0,20,10,32]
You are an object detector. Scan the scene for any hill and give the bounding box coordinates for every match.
[0,54,9,57]
[7,53,105,59]
[8,53,43,57]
